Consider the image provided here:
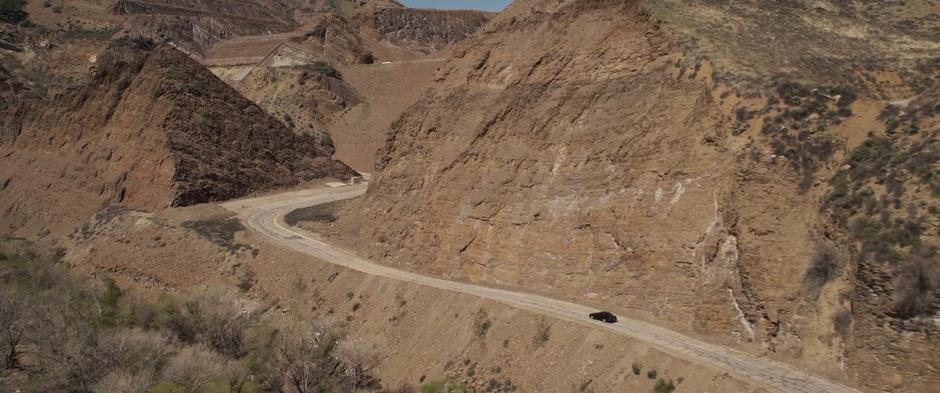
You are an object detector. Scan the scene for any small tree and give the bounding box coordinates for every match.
[268,319,349,393]
[0,292,26,370]
[333,336,381,389]
[189,289,260,357]
[160,344,237,392]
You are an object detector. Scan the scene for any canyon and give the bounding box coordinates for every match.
[1,0,937,392]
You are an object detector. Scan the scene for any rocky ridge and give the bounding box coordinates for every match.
[335,0,940,391]
[0,39,354,239]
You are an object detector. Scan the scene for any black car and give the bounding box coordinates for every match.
[589,311,618,323]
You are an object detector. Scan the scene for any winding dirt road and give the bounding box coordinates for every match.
[223,184,861,393]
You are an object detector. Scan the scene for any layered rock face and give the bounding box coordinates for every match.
[368,8,493,53]
[352,0,939,391]
[115,0,296,55]
[362,0,748,333]
[0,39,354,238]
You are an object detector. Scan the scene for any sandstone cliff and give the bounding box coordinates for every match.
[342,0,939,391]
[0,39,354,239]
[365,8,493,54]
[115,0,296,55]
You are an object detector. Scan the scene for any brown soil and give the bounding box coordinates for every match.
[62,203,771,393]
[328,60,442,172]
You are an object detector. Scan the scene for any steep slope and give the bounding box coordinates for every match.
[115,0,296,55]
[234,62,364,138]
[365,8,494,54]
[0,39,354,239]
[328,60,442,172]
[339,0,939,392]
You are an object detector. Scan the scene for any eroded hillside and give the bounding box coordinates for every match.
[0,39,354,240]
[322,0,940,391]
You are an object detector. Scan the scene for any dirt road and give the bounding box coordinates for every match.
[223,185,861,393]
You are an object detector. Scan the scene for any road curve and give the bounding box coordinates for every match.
[223,185,861,393]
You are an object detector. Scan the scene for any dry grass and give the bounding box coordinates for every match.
[651,0,940,97]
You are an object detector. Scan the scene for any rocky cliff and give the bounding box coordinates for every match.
[115,0,296,55]
[0,39,354,239]
[346,0,939,391]
[366,8,492,53]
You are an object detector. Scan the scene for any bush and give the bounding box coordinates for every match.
[893,254,940,319]
[632,362,642,375]
[832,311,852,337]
[0,248,387,392]
[421,377,469,393]
[0,0,26,23]
[647,369,658,379]
[333,336,381,389]
[305,61,342,79]
[803,242,841,298]
[160,345,239,393]
[191,290,260,358]
[654,378,676,393]
[182,218,255,255]
[533,319,551,347]
[473,308,491,339]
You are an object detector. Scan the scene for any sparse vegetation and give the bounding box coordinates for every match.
[285,203,338,226]
[0,249,387,392]
[654,378,676,393]
[803,241,841,298]
[183,218,258,255]
[533,319,551,347]
[304,61,343,80]
[824,129,940,321]
[647,369,658,379]
[61,26,119,41]
[472,308,492,339]
[632,362,642,375]
[833,311,852,338]
[0,0,26,23]
[420,377,470,393]
[758,82,853,192]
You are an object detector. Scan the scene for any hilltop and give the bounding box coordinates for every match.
[0,38,354,240]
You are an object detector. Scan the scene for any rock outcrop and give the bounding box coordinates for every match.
[346,0,940,391]
[0,39,354,239]
[367,8,493,53]
[115,0,296,55]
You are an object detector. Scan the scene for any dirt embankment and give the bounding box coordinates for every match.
[62,203,770,393]
[0,39,354,240]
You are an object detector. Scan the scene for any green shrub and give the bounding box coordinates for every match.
[421,377,470,393]
[654,378,676,393]
[95,277,125,327]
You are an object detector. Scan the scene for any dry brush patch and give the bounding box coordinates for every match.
[0,245,393,393]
